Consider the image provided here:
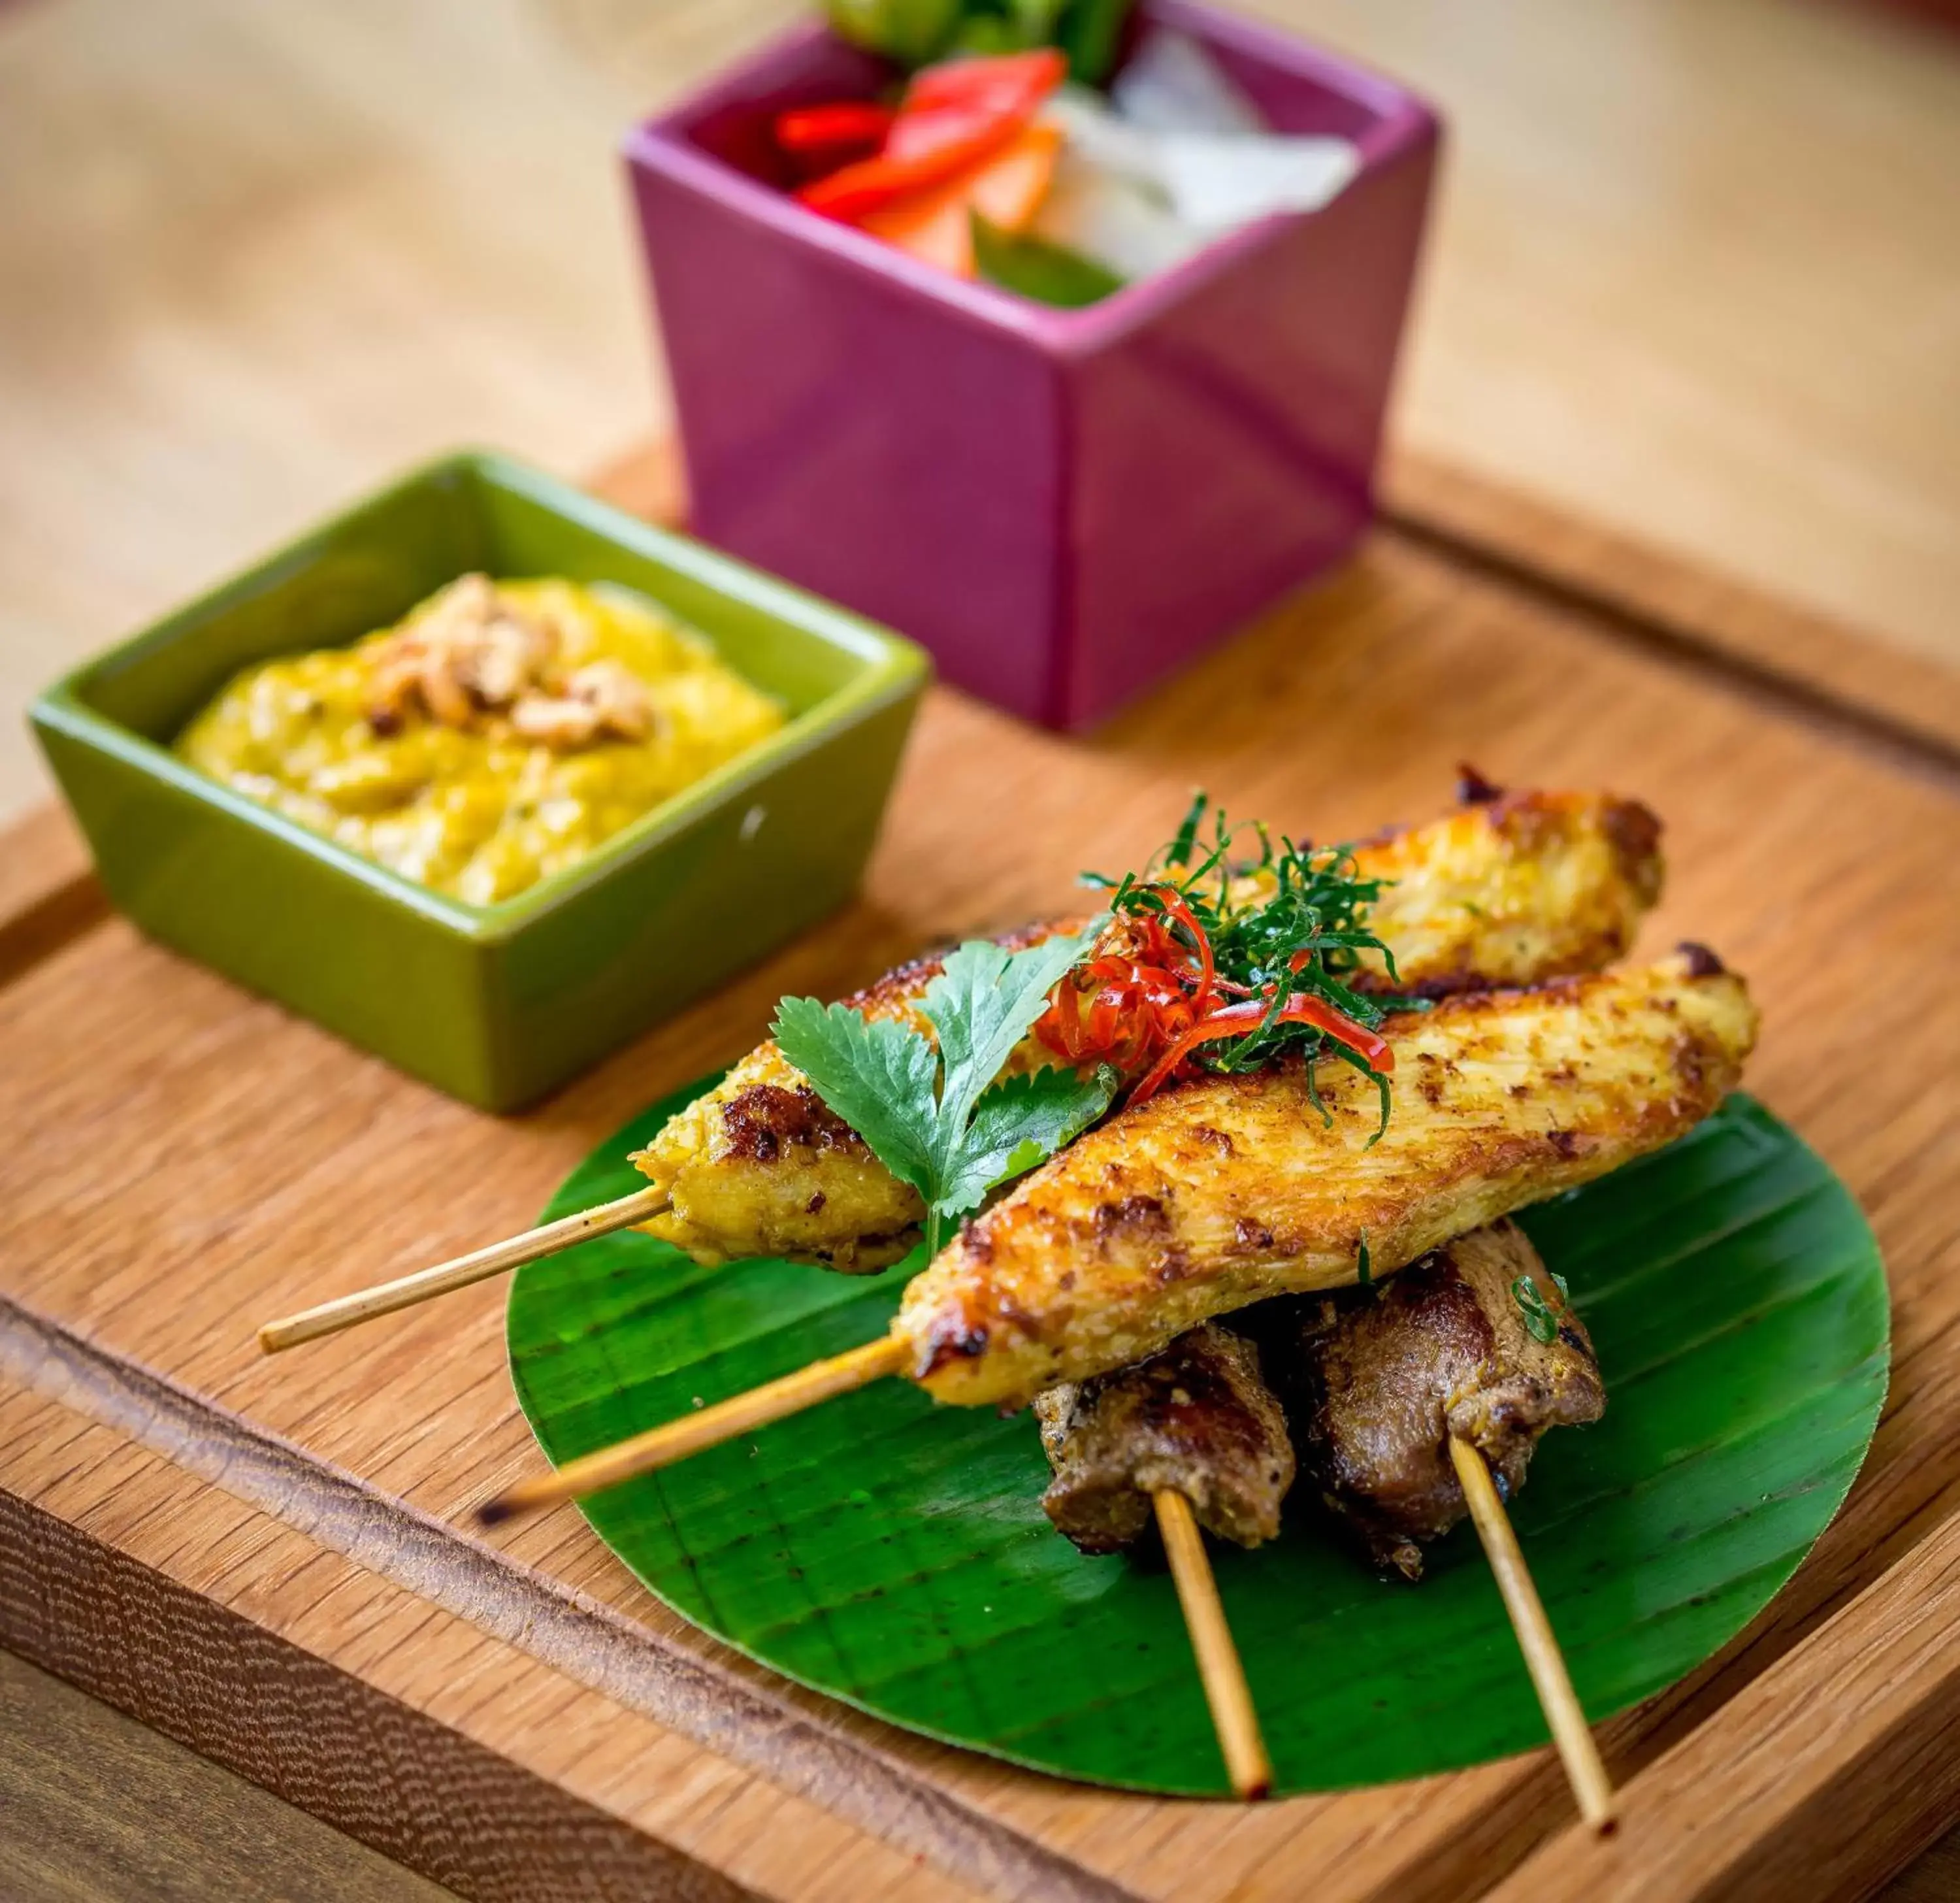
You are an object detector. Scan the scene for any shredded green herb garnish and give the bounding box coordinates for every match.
[1511,1268,1573,1345]
[1085,791,1424,1134]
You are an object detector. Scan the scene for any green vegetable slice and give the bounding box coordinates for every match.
[825,0,964,65]
[508,1089,1886,1796]
[972,213,1126,306]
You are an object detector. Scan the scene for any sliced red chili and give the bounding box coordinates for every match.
[1038,974,1086,1062]
[1128,993,1394,1106]
[1149,886,1215,999]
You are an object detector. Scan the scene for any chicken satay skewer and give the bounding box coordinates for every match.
[477,954,1756,1519]
[1152,1489,1273,1800]
[253,783,1666,1355]
[1448,1436,1614,1831]
[258,1185,670,1353]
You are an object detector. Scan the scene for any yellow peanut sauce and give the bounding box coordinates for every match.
[176,575,784,904]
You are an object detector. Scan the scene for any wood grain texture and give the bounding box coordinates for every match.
[5,452,1960,1902]
[0,1389,988,1903]
[1484,1511,1960,1903]
[0,804,101,990]
[1880,1827,1960,1903]
[1383,450,1960,767]
[0,1647,458,1903]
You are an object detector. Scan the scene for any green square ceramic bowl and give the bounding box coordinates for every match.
[30,451,930,1111]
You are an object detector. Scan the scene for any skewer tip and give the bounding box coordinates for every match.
[475,1497,517,1528]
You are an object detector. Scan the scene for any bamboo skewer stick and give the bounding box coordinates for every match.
[257,1184,672,1355]
[1448,1434,1615,1833]
[1152,1489,1273,1802]
[478,1334,910,1524]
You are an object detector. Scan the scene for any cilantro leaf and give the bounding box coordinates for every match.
[920,923,1105,1142]
[770,997,939,1197]
[934,1064,1119,1217]
[770,923,1113,1259]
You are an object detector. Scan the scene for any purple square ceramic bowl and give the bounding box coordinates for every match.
[625,1,1440,730]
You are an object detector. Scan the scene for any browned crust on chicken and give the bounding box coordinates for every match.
[1352,787,1663,999]
[629,787,1665,1272]
[1034,1322,1296,1554]
[627,919,1076,1272]
[898,952,1756,1407]
[1291,1221,1604,1579]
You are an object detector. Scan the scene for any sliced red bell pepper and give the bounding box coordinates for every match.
[774,101,895,163]
[796,119,1018,220]
[860,122,1062,275]
[795,49,1066,223]
[901,48,1066,120]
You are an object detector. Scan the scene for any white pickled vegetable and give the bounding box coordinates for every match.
[1151,134,1360,227]
[1111,28,1267,137]
[1030,144,1213,280]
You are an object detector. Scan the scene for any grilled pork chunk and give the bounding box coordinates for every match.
[1035,1322,1294,1554]
[899,950,1756,1408]
[629,788,1664,1271]
[1288,1221,1604,1580]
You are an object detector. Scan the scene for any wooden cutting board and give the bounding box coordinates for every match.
[4,444,1959,1903]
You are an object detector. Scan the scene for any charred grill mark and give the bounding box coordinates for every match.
[1677,940,1727,978]
[1094,1195,1170,1240]
[919,1314,990,1376]
[721,1084,868,1163]
[1456,763,1505,804]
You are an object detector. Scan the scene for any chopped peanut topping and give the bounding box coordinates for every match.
[361,573,649,750]
[511,661,653,746]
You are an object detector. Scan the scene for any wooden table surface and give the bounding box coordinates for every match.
[5,3,1960,1891]
[5,446,1960,1901]
[3,0,1959,824]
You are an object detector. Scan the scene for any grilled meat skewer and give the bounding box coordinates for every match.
[629,787,1663,1272]
[1036,1323,1296,1554]
[1288,1219,1605,1580]
[904,950,1755,1408]
[1035,1223,1601,1577]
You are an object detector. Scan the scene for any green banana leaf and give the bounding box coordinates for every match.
[507,1088,1886,1796]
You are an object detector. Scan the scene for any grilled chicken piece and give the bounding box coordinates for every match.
[1286,1221,1604,1580]
[629,787,1664,1271]
[1355,782,1661,997]
[630,923,1072,1273]
[898,949,1756,1408]
[1036,1322,1295,1554]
